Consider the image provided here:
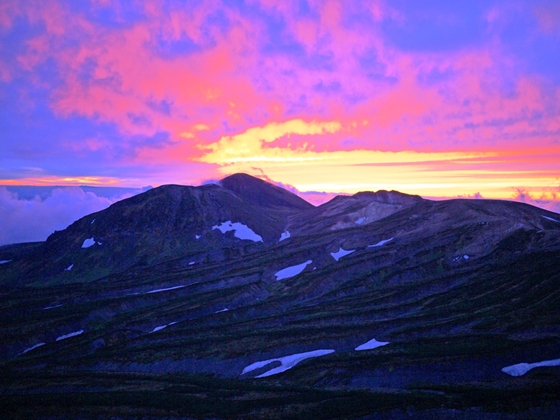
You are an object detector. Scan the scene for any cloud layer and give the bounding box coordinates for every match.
[0,187,132,246]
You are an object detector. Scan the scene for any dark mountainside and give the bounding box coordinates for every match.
[1,173,560,419]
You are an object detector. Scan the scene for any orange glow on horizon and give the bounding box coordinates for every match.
[0,176,124,187]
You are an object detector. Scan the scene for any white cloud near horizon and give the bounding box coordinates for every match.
[0,187,130,246]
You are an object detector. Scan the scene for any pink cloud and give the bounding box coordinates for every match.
[534,2,560,35]
[4,0,559,186]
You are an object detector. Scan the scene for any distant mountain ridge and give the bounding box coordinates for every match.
[1,173,559,287]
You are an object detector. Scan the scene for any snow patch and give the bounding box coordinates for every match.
[215,308,229,313]
[43,304,62,310]
[150,321,177,334]
[65,264,73,271]
[151,325,167,333]
[195,234,201,239]
[55,330,84,341]
[146,285,185,294]
[368,238,393,248]
[355,217,367,225]
[212,221,263,242]
[81,238,96,248]
[242,349,335,378]
[355,338,390,351]
[330,247,355,261]
[275,260,312,280]
[0,260,11,264]
[91,219,95,224]
[463,255,469,260]
[189,261,195,266]
[279,231,291,242]
[502,358,560,376]
[542,215,560,223]
[22,342,46,354]
[453,255,470,262]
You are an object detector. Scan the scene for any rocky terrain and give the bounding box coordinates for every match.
[1,173,559,419]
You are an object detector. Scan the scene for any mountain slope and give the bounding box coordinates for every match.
[1,174,560,419]
[0,176,310,286]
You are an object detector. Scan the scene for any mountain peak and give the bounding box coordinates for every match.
[353,190,423,205]
[220,173,313,210]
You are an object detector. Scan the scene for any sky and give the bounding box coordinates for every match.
[1,0,560,245]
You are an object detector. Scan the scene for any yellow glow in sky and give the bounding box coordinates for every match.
[196,120,559,200]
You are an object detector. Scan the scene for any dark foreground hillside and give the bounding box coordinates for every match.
[1,174,560,419]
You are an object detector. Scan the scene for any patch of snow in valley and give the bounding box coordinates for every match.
[150,321,177,334]
[368,238,393,248]
[195,234,201,239]
[0,260,11,264]
[275,260,313,280]
[463,255,469,260]
[453,255,470,262]
[502,358,560,376]
[355,217,367,225]
[81,238,96,248]
[22,342,46,354]
[151,325,168,333]
[355,338,390,351]
[43,304,62,310]
[542,215,560,223]
[65,264,73,271]
[189,261,195,265]
[215,308,229,313]
[212,221,263,242]
[146,285,185,294]
[330,247,355,261]
[55,330,84,342]
[91,219,95,224]
[279,231,291,242]
[242,349,335,378]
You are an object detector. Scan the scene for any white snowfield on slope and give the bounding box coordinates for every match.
[330,247,355,261]
[502,358,560,376]
[275,260,313,280]
[355,338,390,351]
[242,349,335,378]
[55,330,84,342]
[212,221,263,242]
[279,231,291,242]
[368,238,393,248]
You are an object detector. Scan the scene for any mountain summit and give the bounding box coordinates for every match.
[1,174,560,418]
[220,173,313,210]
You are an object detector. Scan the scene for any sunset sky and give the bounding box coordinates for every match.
[1,0,560,202]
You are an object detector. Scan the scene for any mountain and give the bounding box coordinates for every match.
[1,174,560,419]
[0,178,307,286]
[220,173,313,210]
[287,189,423,234]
